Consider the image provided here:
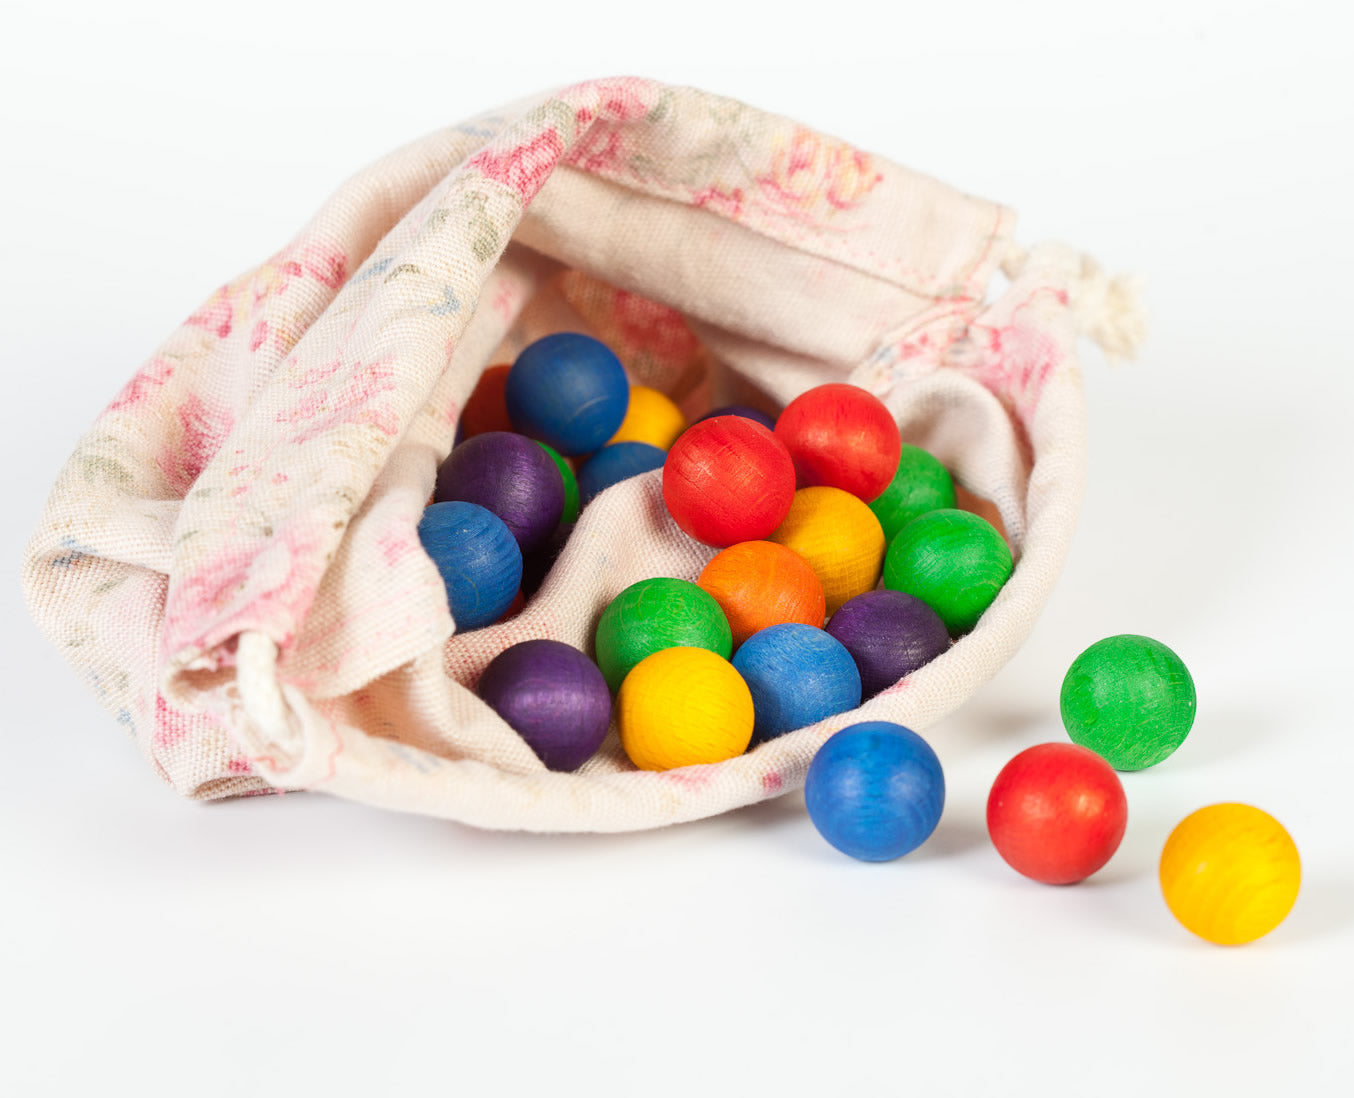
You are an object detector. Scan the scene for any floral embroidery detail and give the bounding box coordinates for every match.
[692,184,746,219]
[109,357,175,412]
[756,127,883,220]
[468,128,566,205]
[274,355,400,445]
[153,694,194,749]
[157,394,234,497]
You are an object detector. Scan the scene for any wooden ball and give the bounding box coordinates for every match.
[883,508,1012,635]
[731,623,861,743]
[1159,804,1301,945]
[805,722,946,861]
[693,404,777,431]
[1061,634,1196,770]
[505,333,629,455]
[618,646,754,770]
[594,577,733,693]
[477,639,612,772]
[698,541,826,648]
[458,363,513,438]
[986,743,1128,885]
[576,442,667,506]
[825,589,951,699]
[434,431,565,551]
[662,416,796,547]
[607,385,686,451]
[417,501,523,631]
[535,441,579,525]
[868,444,956,543]
[768,487,886,614]
[774,383,901,502]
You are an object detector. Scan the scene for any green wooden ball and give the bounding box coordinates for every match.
[1061,634,1196,770]
[594,577,733,692]
[868,445,956,542]
[882,508,1013,635]
[535,441,579,525]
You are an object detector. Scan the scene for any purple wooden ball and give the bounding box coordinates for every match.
[477,639,612,772]
[825,589,951,699]
[434,431,564,552]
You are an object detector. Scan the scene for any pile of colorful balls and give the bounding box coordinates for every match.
[422,332,1300,947]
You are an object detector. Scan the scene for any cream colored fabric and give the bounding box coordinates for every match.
[22,76,1142,829]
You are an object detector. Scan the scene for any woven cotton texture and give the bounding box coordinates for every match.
[22,76,1141,831]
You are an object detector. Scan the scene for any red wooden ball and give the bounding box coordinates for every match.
[774,383,901,503]
[662,416,796,547]
[459,364,513,438]
[986,743,1128,885]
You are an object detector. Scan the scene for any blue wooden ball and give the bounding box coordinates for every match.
[417,501,523,631]
[731,623,861,743]
[805,721,945,861]
[576,442,667,505]
[505,333,630,455]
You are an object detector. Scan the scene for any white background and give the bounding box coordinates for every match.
[2,1,1351,1094]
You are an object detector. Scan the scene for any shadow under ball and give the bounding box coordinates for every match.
[577,442,667,506]
[986,743,1128,885]
[883,508,1013,635]
[805,721,946,862]
[477,639,612,772]
[594,577,733,693]
[417,501,523,631]
[505,333,630,456]
[826,589,951,699]
[434,431,564,552]
[662,416,796,547]
[732,623,861,743]
[774,382,901,503]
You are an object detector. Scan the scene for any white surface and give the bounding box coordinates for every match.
[2,2,1351,1094]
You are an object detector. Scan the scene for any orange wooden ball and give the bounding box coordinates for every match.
[460,364,514,438]
[698,541,826,648]
[769,487,886,614]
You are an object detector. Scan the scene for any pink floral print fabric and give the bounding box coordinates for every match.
[22,76,1133,831]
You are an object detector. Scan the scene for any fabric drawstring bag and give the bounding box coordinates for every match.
[22,76,1144,832]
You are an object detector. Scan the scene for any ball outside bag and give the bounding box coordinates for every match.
[1159,803,1300,945]
[805,722,945,862]
[1061,634,1196,770]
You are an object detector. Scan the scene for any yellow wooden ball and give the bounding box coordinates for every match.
[768,486,886,613]
[607,386,687,451]
[618,646,754,771]
[1159,803,1301,945]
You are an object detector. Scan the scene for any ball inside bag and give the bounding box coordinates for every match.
[774,382,901,503]
[577,441,667,506]
[662,415,796,547]
[505,333,629,455]
[434,431,565,551]
[477,640,612,772]
[618,647,754,770]
[883,508,1012,635]
[825,589,951,699]
[594,577,733,693]
[417,501,522,631]
[769,486,885,614]
[805,722,946,861]
[1159,803,1300,945]
[732,623,861,743]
